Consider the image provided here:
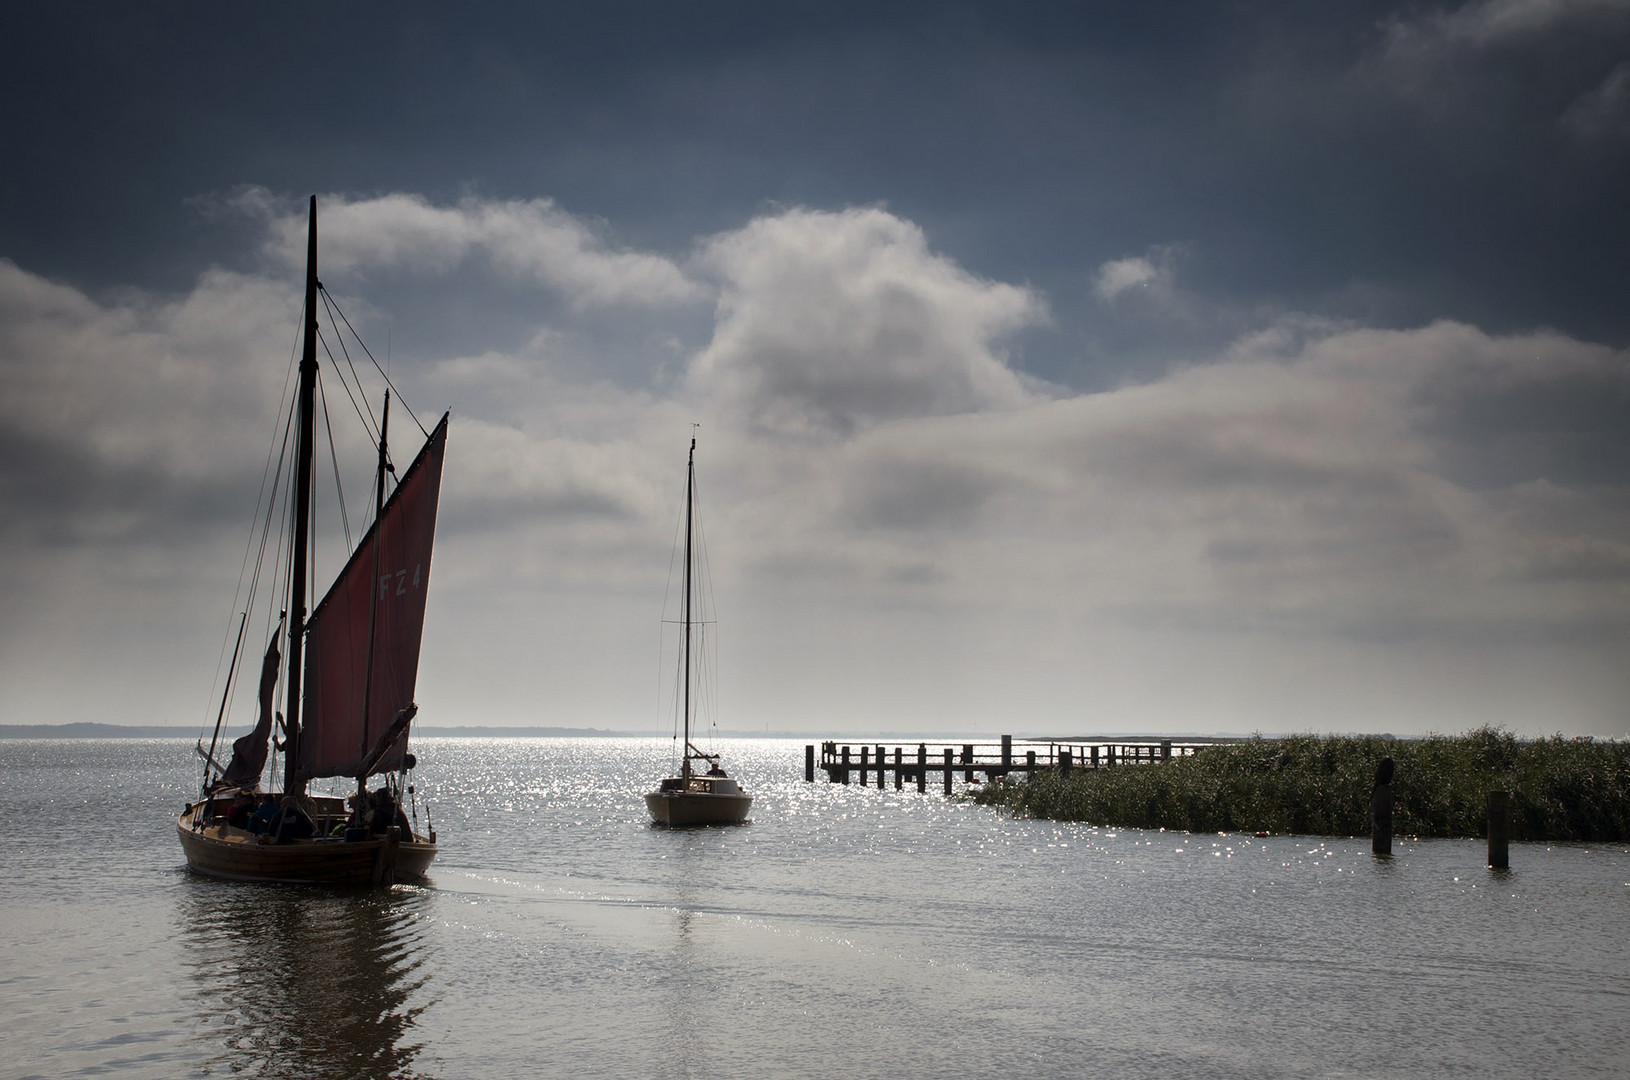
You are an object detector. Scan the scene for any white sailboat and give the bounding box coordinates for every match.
[645,437,752,827]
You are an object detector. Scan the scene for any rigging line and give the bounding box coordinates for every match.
[316,323,380,457]
[690,472,721,741]
[321,286,428,438]
[230,390,297,731]
[315,367,354,552]
[656,487,688,746]
[254,391,298,661]
[202,305,306,730]
[317,290,381,443]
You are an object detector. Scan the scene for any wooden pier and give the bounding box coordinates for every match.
[804,735,1213,795]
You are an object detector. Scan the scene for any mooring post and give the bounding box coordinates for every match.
[961,744,974,782]
[840,746,851,784]
[1026,750,1036,772]
[917,743,927,793]
[805,744,815,783]
[877,745,886,788]
[1161,740,1172,761]
[1371,784,1393,856]
[1371,756,1394,856]
[1487,790,1511,869]
[1060,747,1072,773]
[1107,745,1116,767]
[943,748,953,795]
[1002,734,1012,772]
[894,747,903,789]
[1090,745,1099,768]
[859,745,869,786]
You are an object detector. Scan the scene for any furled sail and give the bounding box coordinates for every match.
[218,634,281,790]
[293,414,448,782]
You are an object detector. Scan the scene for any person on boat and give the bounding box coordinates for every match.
[706,761,727,777]
[369,788,412,837]
[247,794,281,835]
[226,792,256,830]
[337,792,369,839]
[274,796,315,842]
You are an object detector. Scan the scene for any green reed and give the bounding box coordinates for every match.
[969,727,1630,840]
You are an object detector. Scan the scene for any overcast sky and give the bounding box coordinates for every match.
[3,1,1628,738]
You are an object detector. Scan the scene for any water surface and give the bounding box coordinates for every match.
[1,737,1625,1078]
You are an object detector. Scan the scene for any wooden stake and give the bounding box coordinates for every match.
[1487,790,1511,869]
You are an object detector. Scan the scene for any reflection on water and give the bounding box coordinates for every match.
[656,831,713,1080]
[5,739,1629,1079]
[177,882,436,1080]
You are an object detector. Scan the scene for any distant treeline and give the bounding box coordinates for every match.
[970,728,1630,842]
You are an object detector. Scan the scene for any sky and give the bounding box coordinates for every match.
[2,1,1629,739]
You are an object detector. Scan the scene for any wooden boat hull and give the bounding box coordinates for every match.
[644,790,752,827]
[177,801,436,885]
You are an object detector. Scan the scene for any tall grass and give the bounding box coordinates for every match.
[969,728,1630,841]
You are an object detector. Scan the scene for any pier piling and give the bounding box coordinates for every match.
[1487,790,1511,869]
[1371,757,1394,857]
[813,735,1209,792]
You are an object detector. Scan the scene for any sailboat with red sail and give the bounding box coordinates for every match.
[178,196,448,884]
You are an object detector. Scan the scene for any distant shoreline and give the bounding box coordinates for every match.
[0,722,697,739]
[0,722,1252,741]
[0,722,974,740]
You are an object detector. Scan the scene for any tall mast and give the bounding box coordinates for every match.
[283,195,320,795]
[681,436,695,775]
[358,391,390,783]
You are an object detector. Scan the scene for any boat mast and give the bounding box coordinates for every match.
[358,391,389,791]
[282,195,320,797]
[681,436,695,777]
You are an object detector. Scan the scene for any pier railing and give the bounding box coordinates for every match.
[806,735,1218,795]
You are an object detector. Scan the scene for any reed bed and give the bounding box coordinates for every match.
[970,728,1630,841]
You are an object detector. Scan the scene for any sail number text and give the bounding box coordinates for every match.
[377,564,424,600]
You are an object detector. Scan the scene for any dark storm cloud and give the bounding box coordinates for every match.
[4,2,1627,377]
[4,2,1629,734]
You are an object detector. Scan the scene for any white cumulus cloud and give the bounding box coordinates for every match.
[235,188,707,309]
[686,207,1047,439]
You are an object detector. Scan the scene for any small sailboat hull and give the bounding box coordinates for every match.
[177,796,436,885]
[644,789,753,827]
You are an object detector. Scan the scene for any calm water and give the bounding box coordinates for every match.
[1,737,1626,1079]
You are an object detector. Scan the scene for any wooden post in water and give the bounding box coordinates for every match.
[1161,740,1172,761]
[962,744,974,783]
[1487,790,1511,869]
[917,743,927,793]
[1002,734,1012,773]
[1060,747,1072,774]
[1371,756,1394,856]
[840,746,851,784]
[877,745,885,788]
[943,749,953,795]
[894,747,903,789]
[1026,750,1036,773]
[805,744,815,782]
[859,745,869,786]
[1090,745,1099,768]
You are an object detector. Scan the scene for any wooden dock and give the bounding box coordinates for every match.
[805,735,1216,795]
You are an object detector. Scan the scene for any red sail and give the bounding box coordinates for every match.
[293,414,448,782]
